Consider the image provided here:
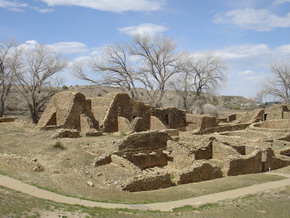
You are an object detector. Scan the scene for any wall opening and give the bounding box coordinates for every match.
[165,115,169,125]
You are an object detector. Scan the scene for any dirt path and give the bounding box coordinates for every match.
[1,173,290,212]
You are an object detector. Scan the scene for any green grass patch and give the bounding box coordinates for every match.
[51,141,66,150]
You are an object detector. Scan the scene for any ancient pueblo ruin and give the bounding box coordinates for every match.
[1,91,290,192]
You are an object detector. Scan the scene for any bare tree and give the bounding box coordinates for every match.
[174,52,227,114]
[14,44,67,123]
[0,40,22,117]
[263,63,290,104]
[130,35,181,107]
[73,43,138,99]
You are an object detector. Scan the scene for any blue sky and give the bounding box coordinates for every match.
[1,0,290,98]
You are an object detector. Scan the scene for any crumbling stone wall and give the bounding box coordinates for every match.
[37,91,99,135]
[115,131,170,169]
[212,142,241,161]
[0,153,44,172]
[92,93,152,133]
[151,108,186,130]
[224,150,262,176]
[186,115,218,131]
[176,161,222,184]
[264,105,290,121]
[262,148,290,171]
[121,173,173,192]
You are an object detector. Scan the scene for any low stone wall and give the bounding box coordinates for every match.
[0,153,44,172]
[192,141,213,160]
[176,161,222,185]
[262,148,290,171]
[0,116,17,123]
[111,154,140,172]
[121,173,173,192]
[224,150,262,176]
[52,129,80,139]
[186,115,217,131]
[212,142,240,161]
[92,154,112,167]
[195,123,250,134]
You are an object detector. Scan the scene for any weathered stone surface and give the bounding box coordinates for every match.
[93,92,151,133]
[131,117,146,132]
[212,141,241,161]
[117,131,170,152]
[38,91,98,133]
[115,131,170,169]
[161,129,179,136]
[176,161,222,185]
[52,129,80,139]
[121,173,174,192]
[92,154,112,167]
[262,148,290,171]
[225,150,263,176]
[0,153,44,172]
[186,115,218,131]
[151,108,186,130]
[117,116,132,133]
[111,154,140,171]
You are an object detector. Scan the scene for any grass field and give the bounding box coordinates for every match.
[1,185,290,218]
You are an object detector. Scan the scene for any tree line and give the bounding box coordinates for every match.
[1,35,289,123]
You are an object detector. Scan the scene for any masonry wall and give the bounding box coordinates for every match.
[151,108,186,130]
[224,150,262,176]
[177,161,222,184]
[186,115,218,131]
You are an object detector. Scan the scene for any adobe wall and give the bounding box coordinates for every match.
[176,161,222,185]
[224,150,262,176]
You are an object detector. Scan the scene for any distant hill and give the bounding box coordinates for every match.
[5,85,254,115]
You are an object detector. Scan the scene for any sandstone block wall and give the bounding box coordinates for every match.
[151,108,186,130]
[121,173,173,192]
[186,115,218,131]
[115,131,170,169]
[37,91,98,134]
[176,161,222,185]
[224,150,262,176]
[212,142,241,161]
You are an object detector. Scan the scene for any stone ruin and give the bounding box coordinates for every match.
[35,91,290,192]
[37,91,186,136]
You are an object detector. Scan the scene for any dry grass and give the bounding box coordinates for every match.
[0,121,287,205]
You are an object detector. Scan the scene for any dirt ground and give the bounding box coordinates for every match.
[0,120,288,204]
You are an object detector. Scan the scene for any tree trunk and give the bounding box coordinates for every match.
[0,101,4,117]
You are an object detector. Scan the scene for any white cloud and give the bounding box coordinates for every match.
[17,40,89,56]
[213,8,290,31]
[0,0,53,13]
[0,0,27,11]
[32,6,54,13]
[274,0,290,5]
[41,0,165,12]
[118,23,167,36]
[49,42,88,54]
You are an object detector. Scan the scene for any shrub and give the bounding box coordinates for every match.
[51,141,66,150]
